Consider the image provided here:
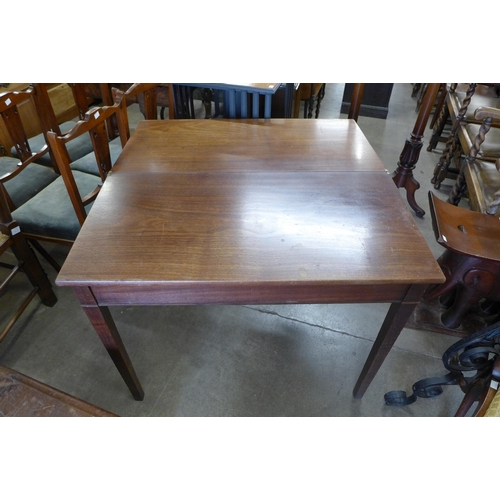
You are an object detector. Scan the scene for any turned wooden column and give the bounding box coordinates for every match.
[392,83,440,217]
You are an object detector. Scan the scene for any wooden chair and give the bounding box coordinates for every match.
[9,84,97,171]
[78,84,132,140]
[0,184,57,343]
[423,192,500,329]
[9,102,129,271]
[114,83,161,119]
[430,84,500,189]
[57,83,158,180]
[0,87,59,211]
[447,106,500,211]
[111,83,163,142]
[293,84,326,118]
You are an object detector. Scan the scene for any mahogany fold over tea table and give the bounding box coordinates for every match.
[56,119,444,401]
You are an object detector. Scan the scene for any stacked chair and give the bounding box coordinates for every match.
[1,83,162,272]
[428,83,500,190]
[0,86,60,210]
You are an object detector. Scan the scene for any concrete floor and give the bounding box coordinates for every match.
[0,83,468,416]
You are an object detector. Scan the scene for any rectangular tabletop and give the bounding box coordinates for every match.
[56,119,444,401]
[113,119,388,174]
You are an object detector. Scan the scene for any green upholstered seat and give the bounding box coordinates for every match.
[0,156,59,209]
[11,170,100,242]
[69,136,123,176]
[11,120,95,168]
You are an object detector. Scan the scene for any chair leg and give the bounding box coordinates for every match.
[314,84,326,119]
[454,383,487,416]
[431,133,460,189]
[427,103,449,151]
[29,239,61,273]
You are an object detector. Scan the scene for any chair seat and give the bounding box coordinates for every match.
[464,160,500,214]
[0,156,59,208]
[11,120,96,167]
[12,170,100,242]
[69,136,123,176]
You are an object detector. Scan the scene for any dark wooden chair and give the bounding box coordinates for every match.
[294,84,326,118]
[423,192,500,329]
[0,184,57,343]
[9,102,129,271]
[0,87,60,211]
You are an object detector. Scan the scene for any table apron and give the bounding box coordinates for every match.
[78,282,419,307]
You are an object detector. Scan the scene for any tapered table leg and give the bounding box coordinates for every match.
[353,285,427,398]
[73,286,144,401]
[391,83,441,218]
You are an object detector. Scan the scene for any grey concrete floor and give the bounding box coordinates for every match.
[0,84,468,416]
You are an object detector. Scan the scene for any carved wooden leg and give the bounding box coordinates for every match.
[427,101,449,151]
[429,84,446,129]
[447,160,468,205]
[434,84,478,189]
[391,83,440,217]
[72,286,144,401]
[315,84,326,119]
[353,285,427,398]
[431,132,460,189]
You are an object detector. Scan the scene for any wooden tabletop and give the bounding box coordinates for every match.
[57,119,443,300]
[112,119,387,174]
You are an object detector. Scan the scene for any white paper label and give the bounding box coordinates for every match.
[94,110,100,119]
[5,97,11,106]
[11,226,21,235]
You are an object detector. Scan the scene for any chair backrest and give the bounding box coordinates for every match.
[0,86,51,168]
[111,83,163,142]
[46,103,129,226]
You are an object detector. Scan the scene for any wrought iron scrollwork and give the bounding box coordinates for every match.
[384,322,500,408]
